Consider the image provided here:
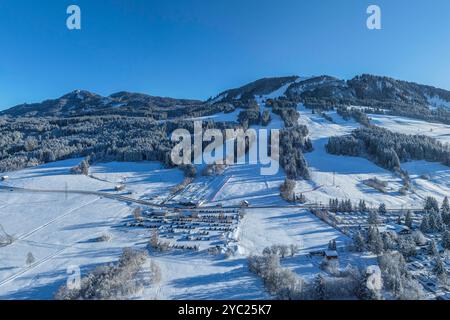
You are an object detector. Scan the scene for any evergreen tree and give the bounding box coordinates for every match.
[26,252,35,266]
[428,240,439,257]
[404,211,413,229]
[353,231,366,252]
[313,274,326,300]
[328,239,337,251]
[398,236,417,258]
[433,257,447,285]
[358,200,367,213]
[429,211,445,232]
[420,215,431,233]
[297,193,307,204]
[378,203,387,215]
[441,196,450,225]
[368,226,383,255]
[442,196,450,214]
[382,231,398,251]
[368,210,380,226]
[442,230,450,250]
[424,197,439,213]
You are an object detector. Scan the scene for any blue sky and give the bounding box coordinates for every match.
[1,0,450,109]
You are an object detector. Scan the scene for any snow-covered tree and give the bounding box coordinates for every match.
[289,244,299,257]
[328,239,337,251]
[353,231,366,252]
[378,203,387,215]
[26,252,35,266]
[358,200,367,213]
[280,178,296,202]
[149,230,159,249]
[133,207,143,222]
[24,136,38,152]
[382,231,398,251]
[442,196,450,224]
[329,198,339,213]
[398,236,417,258]
[378,251,424,300]
[428,240,439,257]
[424,196,439,213]
[412,230,427,246]
[420,215,431,233]
[433,257,447,285]
[55,248,153,300]
[442,196,450,214]
[313,274,326,300]
[79,159,90,176]
[279,245,290,259]
[367,226,383,255]
[442,230,450,250]
[404,210,413,229]
[356,268,382,300]
[368,210,380,226]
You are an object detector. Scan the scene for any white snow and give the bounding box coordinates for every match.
[1,100,449,300]
[294,105,450,208]
[427,95,450,110]
[369,113,450,144]
[184,108,242,123]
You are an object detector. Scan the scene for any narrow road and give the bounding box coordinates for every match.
[0,186,423,212]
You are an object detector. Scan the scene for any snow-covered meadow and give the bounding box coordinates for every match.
[0,156,353,300]
[0,90,449,300]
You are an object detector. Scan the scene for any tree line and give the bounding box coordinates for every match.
[326,125,450,171]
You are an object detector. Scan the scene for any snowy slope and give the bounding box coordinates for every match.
[294,105,450,208]
[1,98,449,300]
[369,113,450,144]
[0,160,185,299]
[427,95,450,110]
[0,156,355,300]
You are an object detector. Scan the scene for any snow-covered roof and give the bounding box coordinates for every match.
[325,250,338,258]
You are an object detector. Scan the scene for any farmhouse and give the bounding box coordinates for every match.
[325,250,339,261]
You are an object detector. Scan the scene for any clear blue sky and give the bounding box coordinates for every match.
[1,0,450,109]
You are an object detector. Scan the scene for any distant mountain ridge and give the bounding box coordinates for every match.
[2,74,450,118]
[1,90,203,118]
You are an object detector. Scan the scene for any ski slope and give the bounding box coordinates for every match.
[369,113,450,144]
[294,106,450,208]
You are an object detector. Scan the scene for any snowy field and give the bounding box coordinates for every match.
[369,113,450,144]
[0,157,352,300]
[0,160,185,299]
[0,94,449,300]
[295,106,450,208]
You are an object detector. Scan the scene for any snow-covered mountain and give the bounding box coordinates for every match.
[1,74,450,301]
[212,74,450,111]
[3,74,450,119]
[0,90,203,118]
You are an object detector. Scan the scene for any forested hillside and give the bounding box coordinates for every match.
[326,126,450,170]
